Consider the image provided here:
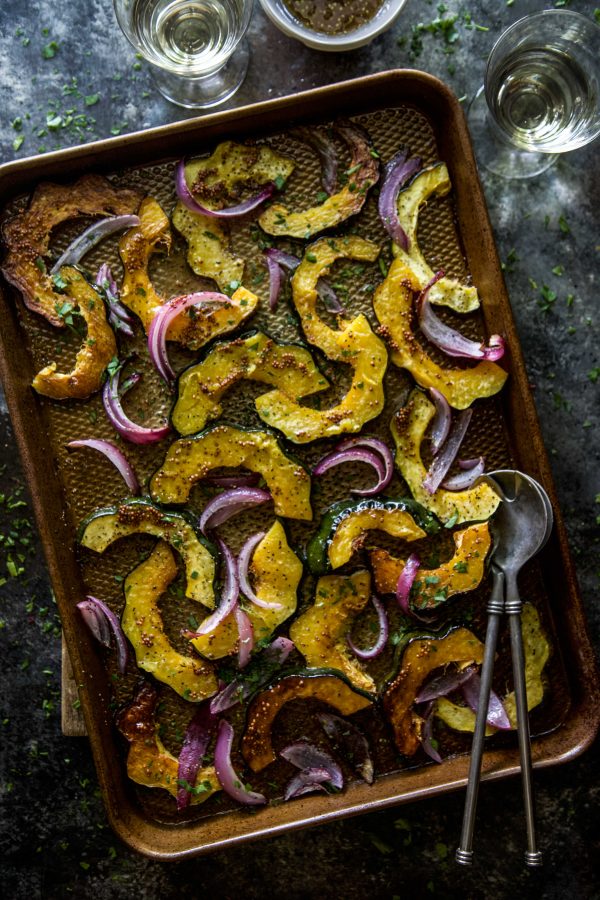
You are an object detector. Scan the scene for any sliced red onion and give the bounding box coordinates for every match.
[50,215,140,274]
[422,409,473,496]
[347,593,388,660]
[209,636,295,715]
[441,456,486,491]
[185,539,239,637]
[77,595,128,674]
[420,701,442,763]
[316,278,345,314]
[95,263,135,337]
[67,438,140,495]
[238,531,283,610]
[461,669,511,730]
[265,252,283,310]
[264,248,301,271]
[317,712,374,784]
[147,291,229,385]
[176,702,217,811]
[102,364,171,445]
[213,719,266,806]
[76,598,111,647]
[396,553,420,615]
[176,159,275,219]
[419,286,505,362]
[415,664,478,704]
[199,487,272,535]
[284,767,334,801]
[264,636,294,664]
[209,680,247,715]
[292,126,338,195]
[377,149,422,251]
[313,447,388,498]
[335,436,394,496]
[429,388,452,456]
[280,741,343,789]
[202,472,261,489]
[235,607,254,669]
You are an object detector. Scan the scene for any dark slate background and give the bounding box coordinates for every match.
[1,1,599,897]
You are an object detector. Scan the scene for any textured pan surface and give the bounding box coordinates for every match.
[0,71,598,859]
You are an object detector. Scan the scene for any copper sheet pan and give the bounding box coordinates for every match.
[0,70,598,860]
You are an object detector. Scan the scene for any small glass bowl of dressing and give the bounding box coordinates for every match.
[259,0,409,51]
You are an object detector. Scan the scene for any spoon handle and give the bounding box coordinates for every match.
[507,605,543,867]
[456,569,505,865]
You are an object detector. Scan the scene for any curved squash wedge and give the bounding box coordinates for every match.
[391,163,479,314]
[117,682,220,802]
[122,541,217,701]
[382,627,485,755]
[306,497,440,575]
[150,424,313,521]
[171,201,244,292]
[370,522,491,608]
[1,174,141,327]
[290,236,380,358]
[391,390,501,525]
[289,571,376,693]
[78,498,217,607]
[242,669,374,772]
[434,604,549,732]
[31,266,117,400]
[258,121,379,238]
[189,520,302,659]
[255,314,388,443]
[172,331,329,436]
[373,258,507,409]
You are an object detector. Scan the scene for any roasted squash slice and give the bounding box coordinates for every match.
[290,571,376,693]
[434,604,549,732]
[391,163,479,314]
[259,121,379,238]
[171,201,245,292]
[78,498,217,608]
[391,390,501,525]
[1,174,141,326]
[119,197,258,349]
[31,266,117,400]
[117,682,220,802]
[370,522,491,609]
[171,331,329,436]
[382,627,485,755]
[189,520,302,659]
[290,236,380,358]
[150,424,313,521]
[122,541,217,701]
[306,497,440,575]
[242,669,374,772]
[255,314,388,443]
[183,140,295,209]
[373,258,507,409]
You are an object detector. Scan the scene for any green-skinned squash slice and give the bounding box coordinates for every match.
[382,626,485,755]
[172,331,329,436]
[435,604,549,732]
[150,424,313,521]
[391,390,501,525]
[290,236,380,358]
[171,201,245,293]
[391,163,480,314]
[258,121,379,238]
[373,258,507,409]
[255,314,388,443]
[241,668,374,772]
[370,522,491,609]
[289,571,375,693]
[117,682,220,803]
[189,521,302,659]
[78,498,217,608]
[122,541,217,700]
[306,497,440,575]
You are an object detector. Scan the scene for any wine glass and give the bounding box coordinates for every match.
[468,10,600,179]
[113,0,254,109]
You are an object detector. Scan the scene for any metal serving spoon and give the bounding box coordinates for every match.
[456,469,553,867]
